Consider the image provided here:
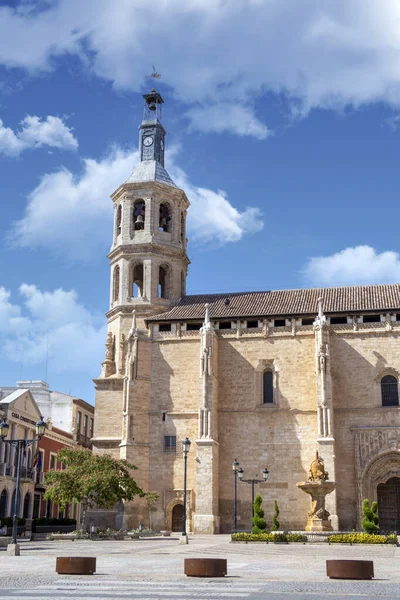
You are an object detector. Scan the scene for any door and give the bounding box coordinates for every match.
[172,504,184,532]
[377,477,400,532]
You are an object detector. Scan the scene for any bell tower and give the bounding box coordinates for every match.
[108,89,190,320]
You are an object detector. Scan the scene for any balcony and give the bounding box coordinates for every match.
[0,463,12,477]
[76,433,92,449]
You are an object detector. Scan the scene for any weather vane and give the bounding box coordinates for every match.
[148,65,161,80]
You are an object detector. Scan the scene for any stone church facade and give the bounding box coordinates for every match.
[92,90,400,534]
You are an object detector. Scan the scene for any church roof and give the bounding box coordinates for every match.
[146,284,400,322]
[125,160,177,187]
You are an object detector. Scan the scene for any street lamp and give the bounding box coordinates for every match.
[232,458,240,533]
[182,437,191,539]
[0,415,47,550]
[238,466,269,522]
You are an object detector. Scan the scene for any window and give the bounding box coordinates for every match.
[274,319,286,327]
[187,323,202,331]
[180,212,185,243]
[181,271,185,296]
[219,321,232,330]
[158,265,169,299]
[49,454,56,470]
[301,318,314,326]
[77,411,82,434]
[330,316,348,325]
[159,203,171,232]
[131,263,144,297]
[133,200,145,230]
[381,375,399,407]
[23,492,31,519]
[363,314,381,323]
[83,414,88,437]
[162,412,167,422]
[89,418,94,438]
[247,320,258,328]
[263,371,274,404]
[116,204,122,235]
[0,489,8,518]
[159,323,171,332]
[163,436,177,453]
[113,265,120,302]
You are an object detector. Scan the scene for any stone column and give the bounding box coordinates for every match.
[313,298,339,529]
[194,305,220,533]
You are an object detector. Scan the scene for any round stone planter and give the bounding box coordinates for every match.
[56,557,96,575]
[184,558,227,578]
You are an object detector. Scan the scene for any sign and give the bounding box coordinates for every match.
[11,412,36,426]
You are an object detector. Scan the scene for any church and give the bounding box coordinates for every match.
[92,90,400,534]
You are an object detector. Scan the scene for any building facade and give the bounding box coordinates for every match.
[92,91,400,534]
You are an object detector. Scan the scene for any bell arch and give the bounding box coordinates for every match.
[129,262,144,298]
[159,202,172,233]
[133,199,146,231]
[158,263,171,299]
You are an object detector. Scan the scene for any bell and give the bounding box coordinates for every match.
[135,215,144,224]
[148,101,157,111]
[160,217,167,227]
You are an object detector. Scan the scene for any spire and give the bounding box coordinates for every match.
[125,88,177,187]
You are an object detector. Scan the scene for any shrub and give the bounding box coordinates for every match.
[0,517,25,527]
[271,500,280,531]
[328,532,397,545]
[361,499,379,534]
[252,494,267,534]
[232,532,307,543]
[33,517,76,526]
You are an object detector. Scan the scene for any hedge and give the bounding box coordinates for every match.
[232,532,307,543]
[33,517,76,526]
[328,533,398,545]
[0,517,25,527]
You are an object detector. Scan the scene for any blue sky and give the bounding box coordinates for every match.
[2,0,400,403]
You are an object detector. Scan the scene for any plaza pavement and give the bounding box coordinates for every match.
[0,534,400,599]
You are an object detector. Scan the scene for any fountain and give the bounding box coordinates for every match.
[297,451,336,532]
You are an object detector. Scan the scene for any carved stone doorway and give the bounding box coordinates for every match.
[172,504,184,532]
[377,477,400,533]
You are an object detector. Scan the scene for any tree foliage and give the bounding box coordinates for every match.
[271,499,280,531]
[44,448,145,529]
[252,493,267,534]
[361,498,379,534]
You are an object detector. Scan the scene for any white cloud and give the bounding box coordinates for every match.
[186,103,270,139]
[0,114,78,157]
[0,284,106,375]
[3,1,400,136]
[304,245,400,286]
[11,144,263,257]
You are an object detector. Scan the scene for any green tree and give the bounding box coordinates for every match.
[145,491,160,531]
[252,493,267,534]
[271,499,280,531]
[44,448,145,530]
[361,499,379,534]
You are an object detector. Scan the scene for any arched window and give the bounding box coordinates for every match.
[158,265,169,299]
[116,204,122,236]
[381,375,399,406]
[0,489,8,518]
[180,211,185,243]
[133,200,145,231]
[159,203,171,232]
[113,265,120,302]
[23,492,31,519]
[131,264,144,297]
[263,370,274,404]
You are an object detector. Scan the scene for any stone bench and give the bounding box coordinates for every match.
[184,558,227,577]
[56,557,96,575]
[326,560,374,580]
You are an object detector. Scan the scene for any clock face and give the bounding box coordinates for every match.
[143,136,154,147]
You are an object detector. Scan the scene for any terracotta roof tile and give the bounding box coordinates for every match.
[146,284,400,322]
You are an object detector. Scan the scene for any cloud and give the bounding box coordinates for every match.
[304,245,400,286]
[3,1,400,135]
[186,103,270,139]
[0,284,106,376]
[11,144,263,258]
[0,114,78,157]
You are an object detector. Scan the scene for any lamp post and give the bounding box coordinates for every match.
[238,467,269,522]
[232,458,240,533]
[182,437,191,540]
[0,415,46,552]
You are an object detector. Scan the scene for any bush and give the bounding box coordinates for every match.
[252,494,267,534]
[328,532,397,545]
[271,500,280,531]
[33,517,76,526]
[0,517,25,527]
[361,499,379,534]
[232,532,307,543]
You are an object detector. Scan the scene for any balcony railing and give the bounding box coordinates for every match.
[76,433,92,448]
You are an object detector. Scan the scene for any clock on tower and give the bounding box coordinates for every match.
[139,89,166,166]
